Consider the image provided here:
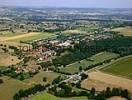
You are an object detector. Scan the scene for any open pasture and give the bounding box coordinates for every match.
[31,92,88,100]
[101,56,132,79]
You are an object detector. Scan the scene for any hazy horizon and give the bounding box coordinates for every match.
[0,0,132,8]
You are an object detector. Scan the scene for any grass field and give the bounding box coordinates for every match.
[3,32,56,42]
[101,56,132,79]
[60,52,119,74]
[31,92,88,100]
[0,52,21,66]
[24,71,59,85]
[0,76,30,100]
[112,26,132,36]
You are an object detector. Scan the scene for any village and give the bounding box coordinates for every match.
[13,32,113,74]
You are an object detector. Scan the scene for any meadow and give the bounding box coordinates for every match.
[31,92,88,100]
[101,55,132,79]
[3,32,56,43]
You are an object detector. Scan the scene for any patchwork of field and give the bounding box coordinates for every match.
[112,26,132,36]
[24,71,59,85]
[0,76,30,100]
[0,32,55,42]
[61,52,119,74]
[0,52,21,66]
[0,71,59,100]
[31,92,88,100]
[86,71,132,92]
[101,56,132,79]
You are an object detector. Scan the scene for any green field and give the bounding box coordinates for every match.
[10,32,56,42]
[101,56,132,79]
[31,92,88,100]
[60,52,119,74]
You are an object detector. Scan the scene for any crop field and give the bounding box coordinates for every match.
[31,92,88,100]
[81,79,115,92]
[85,71,132,92]
[0,52,21,66]
[1,32,55,42]
[101,56,132,79]
[112,26,132,36]
[0,76,30,100]
[62,30,86,35]
[24,71,59,85]
[60,52,119,74]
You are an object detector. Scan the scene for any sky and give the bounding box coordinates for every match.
[0,0,132,8]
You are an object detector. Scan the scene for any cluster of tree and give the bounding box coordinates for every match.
[49,83,79,97]
[80,73,88,80]
[52,51,87,67]
[52,76,64,84]
[0,79,3,84]
[9,46,23,58]
[91,87,131,100]
[52,36,132,69]
[0,67,36,81]
[13,84,49,100]
[49,83,131,100]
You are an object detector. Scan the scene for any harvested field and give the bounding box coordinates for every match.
[112,26,132,36]
[0,52,21,66]
[0,76,30,100]
[88,71,132,92]
[81,79,115,91]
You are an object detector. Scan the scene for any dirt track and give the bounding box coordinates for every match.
[88,71,132,92]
